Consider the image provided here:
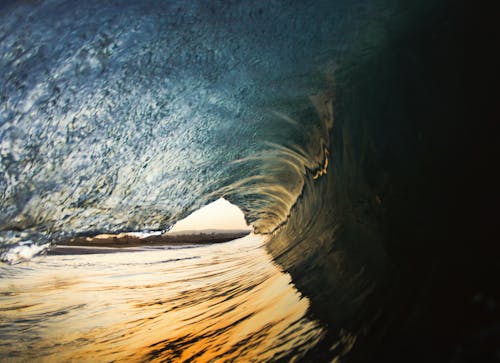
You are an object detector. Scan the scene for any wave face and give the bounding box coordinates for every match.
[0,235,326,362]
[1,0,466,361]
[0,0,350,241]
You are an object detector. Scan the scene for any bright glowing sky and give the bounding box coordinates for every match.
[169,198,251,232]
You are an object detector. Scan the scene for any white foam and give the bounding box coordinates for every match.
[0,241,50,264]
[126,231,163,238]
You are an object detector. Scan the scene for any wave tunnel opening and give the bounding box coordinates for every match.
[0,0,481,362]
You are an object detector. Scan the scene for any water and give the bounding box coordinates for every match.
[0,0,469,361]
[0,235,324,361]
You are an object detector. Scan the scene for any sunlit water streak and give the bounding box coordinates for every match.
[0,235,325,362]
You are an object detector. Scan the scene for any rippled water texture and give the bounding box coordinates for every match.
[0,235,325,361]
[0,0,470,361]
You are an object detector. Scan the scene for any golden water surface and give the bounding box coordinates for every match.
[0,235,324,362]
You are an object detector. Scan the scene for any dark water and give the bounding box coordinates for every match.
[0,1,486,362]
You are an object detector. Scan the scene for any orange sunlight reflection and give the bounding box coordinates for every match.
[0,235,325,361]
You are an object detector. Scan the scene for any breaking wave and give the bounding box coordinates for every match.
[0,0,465,361]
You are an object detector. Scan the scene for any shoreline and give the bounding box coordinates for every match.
[48,230,251,255]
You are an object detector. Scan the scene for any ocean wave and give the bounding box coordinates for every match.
[0,0,466,361]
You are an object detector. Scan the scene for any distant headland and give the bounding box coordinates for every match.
[52,229,252,251]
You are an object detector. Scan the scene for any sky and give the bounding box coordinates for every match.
[169,198,251,233]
